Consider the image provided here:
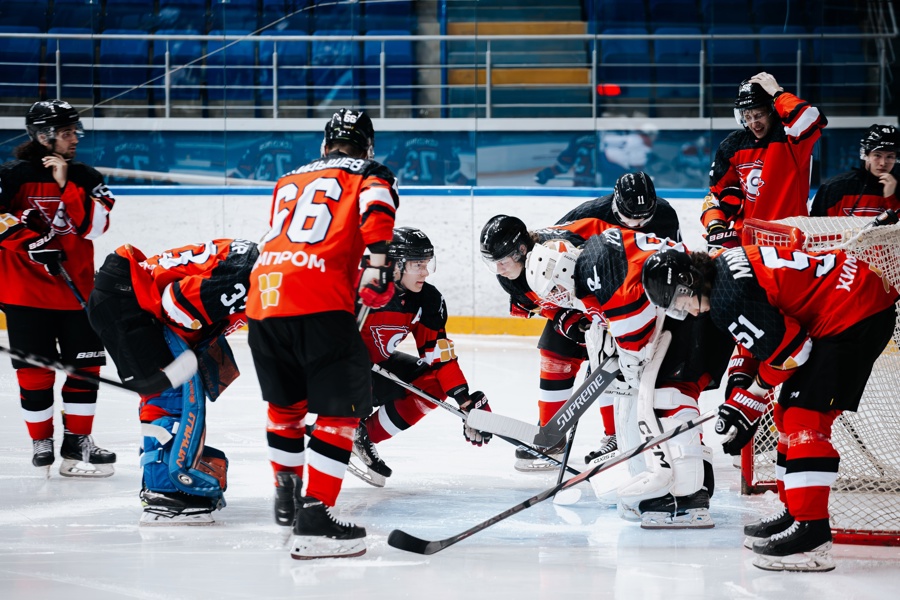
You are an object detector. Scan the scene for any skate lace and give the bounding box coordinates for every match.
[589,434,617,457]
[325,506,354,529]
[768,519,800,542]
[761,506,789,525]
[357,425,383,464]
[33,439,53,454]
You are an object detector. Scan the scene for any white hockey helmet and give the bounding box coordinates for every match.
[525,239,580,308]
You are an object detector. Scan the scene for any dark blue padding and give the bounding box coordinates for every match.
[99,29,151,101]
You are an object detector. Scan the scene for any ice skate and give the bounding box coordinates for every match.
[514,436,566,472]
[743,505,794,549]
[59,433,116,478]
[348,422,391,487]
[139,489,217,526]
[638,489,715,529]
[274,472,301,527]
[752,518,835,572]
[289,496,366,559]
[584,433,618,465]
[32,438,54,477]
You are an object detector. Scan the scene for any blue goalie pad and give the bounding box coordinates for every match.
[196,333,239,401]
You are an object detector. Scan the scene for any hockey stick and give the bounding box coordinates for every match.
[56,263,88,309]
[465,355,621,448]
[0,342,197,396]
[387,409,716,555]
[371,364,581,475]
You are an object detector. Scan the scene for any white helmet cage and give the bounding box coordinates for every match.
[524,240,581,308]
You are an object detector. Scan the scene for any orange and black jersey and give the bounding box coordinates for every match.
[703,92,826,233]
[709,245,899,388]
[116,239,258,345]
[247,151,398,319]
[557,194,682,242]
[0,158,114,309]
[809,166,900,217]
[359,282,467,396]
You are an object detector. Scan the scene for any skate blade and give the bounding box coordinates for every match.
[139,512,216,526]
[59,459,115,478]
[743,535,767,550]
[752,544,835,572]
[290,535,366,560]
[641,509,715,530]
[346,460,386,488]
[514,458,562,473]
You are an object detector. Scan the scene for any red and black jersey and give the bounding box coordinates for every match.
[709,245,899,388]
[703,92,826,233]
[117,239,258,345]
[360,282,467,396]
[809,166,900,217]
[557,194,682,242]
[0,158,114,309]
[247,151,398,319]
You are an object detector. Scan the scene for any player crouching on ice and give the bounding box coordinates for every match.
[641,243,899,571]
[524,231,732,528]
[350,227,493,486]
[87,239,258,525]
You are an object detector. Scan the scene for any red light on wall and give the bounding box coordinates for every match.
[596,84,622,96]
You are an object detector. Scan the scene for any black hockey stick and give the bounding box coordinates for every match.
[372,364,581,475]
[387,410,716,555]
[57,263,88,309]
[0,343,197,396]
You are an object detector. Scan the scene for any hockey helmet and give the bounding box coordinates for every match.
[641,248,702,320]
[860,124,899,159]
[612,171,657,227]
[480,214,533,273]
[524,239,580,308]
[733,80,774,128]
[25,99,83,144]
[323,108,374,158]
[389,227,436,278]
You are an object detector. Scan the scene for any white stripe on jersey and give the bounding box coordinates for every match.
[306,447,349,480]
[83,201,111,241]
[161,283,197,329]
[784,106,821,138]
[268,446,305,468]
[359,185,397,215]
[62,402,96,416]
[22,406,54,423]
[783,469,838,490]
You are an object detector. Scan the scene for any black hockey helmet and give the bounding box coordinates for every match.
[323,108,374,158]
[390,227,436,285]
[480,215,531,261]
[612,171,657,227]
[641,248,703,320]
[733,80,774,128]
[860,124,899,158]
[25,99,83,144]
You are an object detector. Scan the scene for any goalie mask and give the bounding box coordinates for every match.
[612,171,657,228]
[389,227,436,290]
[524,239,581,308]
[733,80,774,129]
[641,248,702,320]
[322,108,374,158]
[25,99,83,146]
[860,124,899,159]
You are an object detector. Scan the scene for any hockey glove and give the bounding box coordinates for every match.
[725,354,760,398]
[617,350,645,389]
[357,256,395,309]
[455,390,493,446]
[552,308,590,345]
[21,208,50,234]
[534,167,555,185]
[27,233,66,276]
[706,223,740,250]
[715,387,771,456]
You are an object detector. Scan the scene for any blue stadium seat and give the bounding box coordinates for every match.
[258,30,310,102]
[707,26,756,97]
[701,0,751,27]
[311,30,361,101]
[206,30,258,101]
[597,28,652,99]
[363,30,414,102]
[209,0,260,33]
[312,0,362,34]
[586,0,646,32]
[151,30,205,100]
[653,26,702,99]
[647,0,701,28]
[104,0,157,32]
[158,1,209,33]
[758,25,807,90]
[812,25,867,105]
[262,0,313,32]
[50,0,102,32]
[99,29,151,102]
[0,26,43,98]
[752,0,804,28]
[46,28,95,102]
[364,1,414,33]
[0,0,49,31]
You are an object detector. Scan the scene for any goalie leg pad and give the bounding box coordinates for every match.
[659,410,706,498]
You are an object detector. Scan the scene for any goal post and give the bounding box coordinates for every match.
[741,215,900,546]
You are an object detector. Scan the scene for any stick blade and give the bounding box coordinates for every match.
[387,529,444,555]
[464,409,539,442]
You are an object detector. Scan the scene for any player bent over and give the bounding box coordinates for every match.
[350,227,492,486]
[248,109,398,559]
[642,244,899,571]
[87,239,257,525]
[524,230,732,528]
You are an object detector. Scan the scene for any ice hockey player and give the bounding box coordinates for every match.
[350,227,492,486]
[87,239,258,525]
[641,242,899,571]
[0,99,117,477]
[810,124,898,217]
[702,72,826,249]
[525,231,731,528]
[480,172,681,471]
[247,108,398,559]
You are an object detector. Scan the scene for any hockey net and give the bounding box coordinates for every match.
[741,216,900,545]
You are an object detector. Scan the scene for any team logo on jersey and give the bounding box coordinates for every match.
[257,273,283,308]
[0,213,17,235]
[735,160,764,202]
[30,199,75,235]
[372,325,409,358]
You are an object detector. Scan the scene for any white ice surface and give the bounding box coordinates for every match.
[1,331,898,600]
